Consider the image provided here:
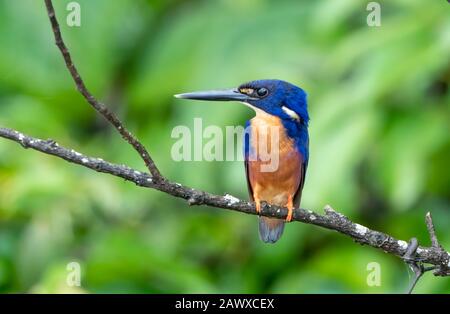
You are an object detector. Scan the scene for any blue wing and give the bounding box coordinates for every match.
[244,120,254,201]
[293,128,309,208]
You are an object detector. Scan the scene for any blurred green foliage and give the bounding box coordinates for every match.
[0,0,449,293]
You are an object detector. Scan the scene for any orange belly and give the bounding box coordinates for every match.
[247,112,302,207]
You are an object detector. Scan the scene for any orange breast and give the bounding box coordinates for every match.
[247,111,303,207]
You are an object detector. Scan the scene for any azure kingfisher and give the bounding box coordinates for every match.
[175,79,309,243]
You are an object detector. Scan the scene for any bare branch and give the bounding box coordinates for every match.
[426,212,442,250]
[1,126,449,281]
[43,0,162,180]
[425,212,449,277]
[400,213,450,293]
[403,238,425,294]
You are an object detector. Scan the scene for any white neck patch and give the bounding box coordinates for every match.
[240,102,266,116]
[281,106,300,121]
[242,102,301,121]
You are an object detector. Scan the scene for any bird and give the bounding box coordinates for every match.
[175,79,309,243]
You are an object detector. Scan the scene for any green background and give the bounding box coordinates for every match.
[0,0,449,293]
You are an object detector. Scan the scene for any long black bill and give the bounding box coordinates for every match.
[174,88,254,102]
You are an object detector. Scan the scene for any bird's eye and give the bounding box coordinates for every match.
[257,87,268,97]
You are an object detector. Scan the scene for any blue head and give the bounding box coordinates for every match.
[236,79,309,126]
[175,79,309,126]
[176,79,310,161]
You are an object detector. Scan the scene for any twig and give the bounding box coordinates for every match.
[425,212,449,277]
[403,238,426,294]
[401,213,449,293]
[43,0,162,180]
[426,212,443,251]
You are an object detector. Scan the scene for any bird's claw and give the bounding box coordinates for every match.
[285,195,294,222]
[285,208,293,222]
[255,199,261,215]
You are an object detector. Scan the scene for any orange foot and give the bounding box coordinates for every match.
[286,195,294,222]
[254,195,261,215]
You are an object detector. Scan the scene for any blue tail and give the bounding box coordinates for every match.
[258,217,285,243]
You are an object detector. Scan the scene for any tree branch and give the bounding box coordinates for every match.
[43,0,162,180]
[0,0,448,293]
[1,126,449,285]
[401,213,449,293]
